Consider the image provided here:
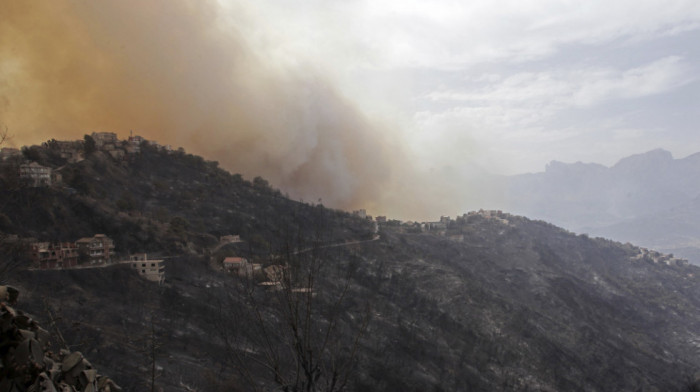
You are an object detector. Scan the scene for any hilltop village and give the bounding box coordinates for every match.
[1,131,172,187]
[1,133,174,280]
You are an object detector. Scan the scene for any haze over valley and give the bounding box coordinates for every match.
[503,148,700,265]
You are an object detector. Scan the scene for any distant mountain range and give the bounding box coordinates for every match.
[505,149,700,265]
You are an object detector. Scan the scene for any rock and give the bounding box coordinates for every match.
[0,285,121,392]
[0,286,19,305]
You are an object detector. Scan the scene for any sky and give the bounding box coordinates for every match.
[2,0,699,220]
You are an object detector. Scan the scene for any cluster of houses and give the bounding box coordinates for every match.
[467,209,511,225]
[352,209,387,223]
[217,234,309,291]
[3,131,174,283]
[222,256,310,292]
[29,234,115,269]
[25,233,167,283]
[89,131,165,160]
[218,234,261,278]
[631,247,689,267]
[1,131,173,188]
[353,208,511,238]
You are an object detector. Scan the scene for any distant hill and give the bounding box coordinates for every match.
[506,149,700,264]
[594,195,700,262]
[1,138,699,391]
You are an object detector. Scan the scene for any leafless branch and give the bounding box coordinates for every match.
[218,221,370,392]
[0,125,8,146]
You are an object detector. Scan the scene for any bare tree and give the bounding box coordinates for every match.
[148,317,162,392]
[0,237,29,284]
[0,126,8,146]
[0,125,26,282]
[216,215,371,392]
[133,313,163,392]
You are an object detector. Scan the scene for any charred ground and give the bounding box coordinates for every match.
[1,140,699,391]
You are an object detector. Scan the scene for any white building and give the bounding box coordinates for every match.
[19,162,52,187]
[91,132,118,148]
[130,253,165,284]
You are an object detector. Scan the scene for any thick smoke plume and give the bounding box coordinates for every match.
[0,1,406,211]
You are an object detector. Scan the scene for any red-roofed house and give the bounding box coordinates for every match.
[223,257,247,271]
[223,257,262,277]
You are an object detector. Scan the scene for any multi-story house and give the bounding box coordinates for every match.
[126,134,144,154]
[30,242,79,269]
[129,253,165,284]
[19,162,52,187]
[91,132,118,149]
[76,234,115,264]
[353,209,367,219]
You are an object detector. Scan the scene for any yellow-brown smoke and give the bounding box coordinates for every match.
[1,1,401,209]
[0,1,501,220]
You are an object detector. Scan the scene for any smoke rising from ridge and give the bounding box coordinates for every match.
[0,1,402,209]
[1,1,503,220]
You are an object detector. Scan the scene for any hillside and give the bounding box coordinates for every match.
[1,139,700,391]
[0,140,372,257]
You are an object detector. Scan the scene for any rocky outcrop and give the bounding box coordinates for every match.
[0,286,120,392]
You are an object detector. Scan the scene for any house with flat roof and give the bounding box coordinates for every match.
[76,234,115,264]
[30,242,79,269]
[91,132,118,148]
[130,254,165,284]
[19,162,52,187]
[220,235,242,244]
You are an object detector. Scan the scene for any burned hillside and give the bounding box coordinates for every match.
[1,137,699,391]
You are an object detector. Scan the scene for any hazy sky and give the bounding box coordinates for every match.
[2,1,699,220]
[231,0,700,173]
